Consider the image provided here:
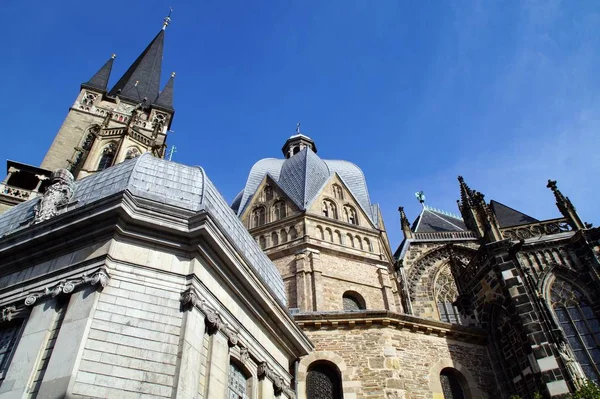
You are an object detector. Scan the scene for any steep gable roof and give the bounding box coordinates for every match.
[412,206,467,233]
[81,55,115,93]
[490,200,538,228]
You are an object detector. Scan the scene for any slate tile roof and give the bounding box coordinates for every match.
[412,206,467,233]
[490,200,538,228]
[81,56,114,93]
[0,154,286,305]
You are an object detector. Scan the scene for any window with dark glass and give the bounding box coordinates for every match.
[342,291,365,311]
[550,278,600,383]
[440,368,466,399]
[228,361,249,399]
[435,268,462,325]
[0,321,23,380]
[306,361,342,399]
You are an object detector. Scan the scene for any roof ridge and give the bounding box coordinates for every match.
[424,204,463,221]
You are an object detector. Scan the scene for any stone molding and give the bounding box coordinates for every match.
[23,268,110,307]
[257,361,295,398]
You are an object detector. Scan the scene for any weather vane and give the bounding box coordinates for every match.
[296,122,301,134]
[415,191,426,205]
[162,7,173,30]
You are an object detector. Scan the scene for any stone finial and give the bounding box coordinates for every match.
[33,168,75,224]
[398,206,413,239]
[1,306,16,322]
[546,179,585,230]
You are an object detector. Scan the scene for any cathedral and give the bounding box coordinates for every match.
[0,15,598,399]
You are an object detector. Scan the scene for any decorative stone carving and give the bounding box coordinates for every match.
[180,288,199,309]
[33,168,75,224]
[1,306,16,322]
[227,330,239,347]
[257,362,268,379]
[125,147,141,159]
[558,341,586,389]
[205,309,222,332]
[239,347,249,364]
[24,268,109,307]
[83,269,110,288]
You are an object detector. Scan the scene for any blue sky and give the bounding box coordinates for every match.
[2,0,598,248]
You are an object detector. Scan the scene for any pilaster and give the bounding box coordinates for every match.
[309,250,324,311]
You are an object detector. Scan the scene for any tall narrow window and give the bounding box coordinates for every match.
[228,361,250,399]
[280,229,288,243]
[343,205,358,225]
[258,236,266,249]
[252,207,266,228]
[322,199,338,219]
[435,267,462,325]
[306,361,343,399]
[346,233,354,248]
[0,320,23,380]
[326,228,333,242]
[316,226,324,240]
[440,368,467,399]
[289,227,298,240]
[271,232,279,247]
[264,186,273,201]
[97,143,116,171]
[332,184,343,200]
[550,279,600,382]
[272,200,286,221]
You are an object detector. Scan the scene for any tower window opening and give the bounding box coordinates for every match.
[322,199,338,219]
[97,143,116,171]
[306,361,343,399]
[273,200,286,220]
[342,291,365,311]
[344,205,358,225]
[252,207,266,228]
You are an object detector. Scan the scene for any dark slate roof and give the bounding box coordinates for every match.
[234,141,378,224]
[490,200,538,228]
[108,30,165,104]
[81,56,115,92]
[0,155,286,305]
[154,73,174,111]
[412,206,467,233]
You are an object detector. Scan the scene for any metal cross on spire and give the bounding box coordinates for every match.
[162,8,173,30]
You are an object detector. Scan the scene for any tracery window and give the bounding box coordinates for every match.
[306,361,342,399]
[264,185,273,201]
[440,368,466,399]
[343,291,365,311]
[0,321,22,379]
[97,143,116,171]
[435,268,462,325]
[549,279,600,382]
[252,207,266,228]
[322,199,338,219]
[343,205,358,225]
[228,361,249,399]
[332,184,343,200]
[273,200,286,221]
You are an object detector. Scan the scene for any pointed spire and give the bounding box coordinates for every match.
[546,179,585,230]
[398,206,413,239]
[108,29,165,105]
[458,176,474,209]
[81,54,116,93]
[154,72,175,111]
[456,176,502,242]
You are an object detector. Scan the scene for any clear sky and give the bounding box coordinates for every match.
[2,0,598,249]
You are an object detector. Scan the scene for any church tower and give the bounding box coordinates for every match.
[40,14,175,179]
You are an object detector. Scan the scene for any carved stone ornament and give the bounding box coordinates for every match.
[205,309,222,332]
[180,288,199,309]
[239,347,249,364]
[1,306,16,322]
[24,268,109,307]
[257,362,268,379]
[33,168,75,224]
[227,330,239,347]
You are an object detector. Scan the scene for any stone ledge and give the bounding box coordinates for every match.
[294,310,487,344]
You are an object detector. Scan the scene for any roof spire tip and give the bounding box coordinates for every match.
[171,72,176,78]
[111,53,117,59]
[162,7,173,30]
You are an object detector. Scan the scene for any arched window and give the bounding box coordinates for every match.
[264,185,273,201]
[306,361,343,399]
[271,232,279,247]
[335,230,342,245]
[293,146,300,155]
[549,278,600,382]
[440,368,467,399]
[252,207,266,228]
[355,235,363,250]
[97,143,116,171]
[258,236,266,249]
[343,205,358,225]
[316,226,324,240]
[289,226,298,240]
[125,147,141,159]
[435,267,462,325]
[364,238,372,252]
[322,199,338,219]
[272,200,286,221]
[332,184,343,200]
[343,291,365,311]
[280,229,288,243]
[326,228,333,242]
[228,360,250,399]
[346,233,354,248]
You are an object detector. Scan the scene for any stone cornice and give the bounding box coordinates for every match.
[293,310,487,344]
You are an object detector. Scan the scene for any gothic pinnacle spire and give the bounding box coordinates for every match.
[546,179,584,230]
[398,206,413,240]
[81,55,116,93]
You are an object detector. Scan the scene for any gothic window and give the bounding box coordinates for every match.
[435,268,462,325]
[258,236,266,249]
[440,368,466,399]
[271,232,279,247]
[125,147,141,159]
[0,321,22,379]
[272,200,286,220]
[264,185,273,201]
[343,205,358,225]
[280,229,288,243]
[343,291,365,311]
[81,91,97,106]
[549,279,600,382]
[332,184,343,200]
[322,199,338,219]
[97,143,116,171]
[364,238,372,252]
[306,361,343,399]
[289,226,298,240]
[228,361,250,399]
[252,207,266,228]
